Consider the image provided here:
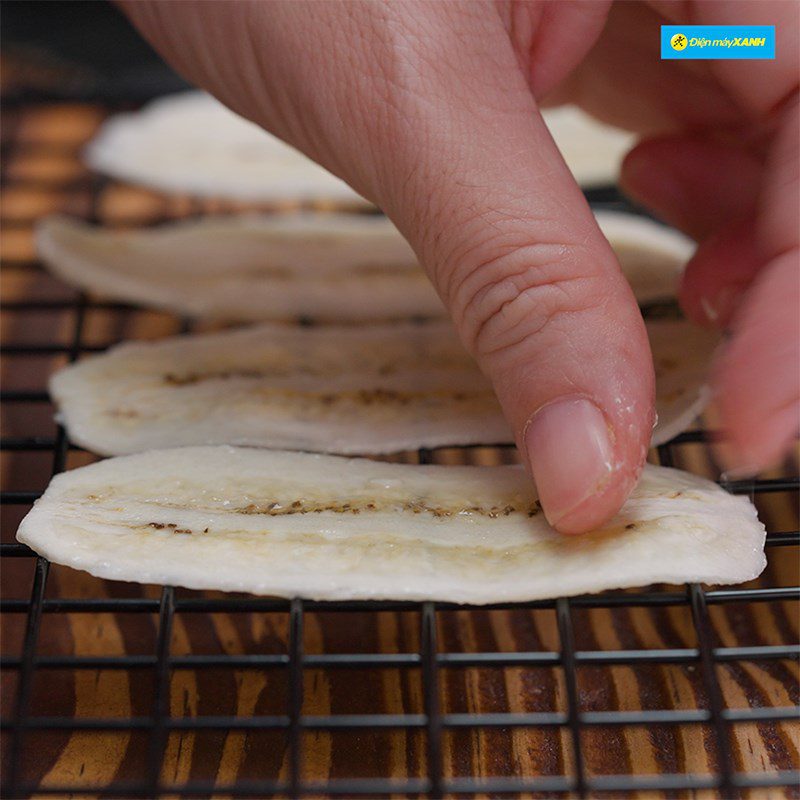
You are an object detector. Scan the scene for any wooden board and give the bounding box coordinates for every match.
[1,103,798,798]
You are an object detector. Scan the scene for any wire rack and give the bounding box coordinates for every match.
[1,95,799,799]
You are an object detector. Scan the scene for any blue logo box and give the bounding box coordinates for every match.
[661,25,775,59]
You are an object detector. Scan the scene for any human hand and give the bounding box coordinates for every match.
[119,0,799,532]
[553,1,798,479]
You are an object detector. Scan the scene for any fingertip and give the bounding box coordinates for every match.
[550,469,640,535]
[711,251,800,474]
[713,354,799,477]
[713,405,799,478]
[678,218,762,330]
[678,259,743,329]
[620,137,761,242]
[619,139,697,237]
[525,396,649,535]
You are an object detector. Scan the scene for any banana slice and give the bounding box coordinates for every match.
[36,211,691,322]
[17,447,766,603]
[50,319,718,456]
[85,92,367,204]
[84,92,634,199]
[541,105,636,188]
[37,213,440,322]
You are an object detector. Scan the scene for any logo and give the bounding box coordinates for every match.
[670,33,688,51]
[661,25,775,59]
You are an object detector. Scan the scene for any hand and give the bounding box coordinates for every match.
[119,0,798,532]
[555,1,798,480]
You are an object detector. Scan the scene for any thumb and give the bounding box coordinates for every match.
[390,109,653,533]
[120,1,653,533]
[364,38,654,536]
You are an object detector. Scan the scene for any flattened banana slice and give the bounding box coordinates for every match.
[85,92,367,204]
[542,105,636,188]
[84,92,634,199]
[17,448,766,603]
[37,213,440,322]
[50,319,718,456]
[36,211,691,322]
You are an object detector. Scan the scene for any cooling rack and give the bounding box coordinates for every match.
[1,95,798,798]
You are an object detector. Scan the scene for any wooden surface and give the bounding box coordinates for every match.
[1,103,798,798]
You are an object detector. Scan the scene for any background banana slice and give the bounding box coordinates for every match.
[50,318,718,455]
[37,210,692,322]
[84,91,635,199]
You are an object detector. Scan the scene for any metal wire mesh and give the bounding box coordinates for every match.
[1,95,798,798]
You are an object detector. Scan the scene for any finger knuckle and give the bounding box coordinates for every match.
[451,244,605,359]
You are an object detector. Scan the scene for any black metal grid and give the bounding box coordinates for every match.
[1,96,799,799]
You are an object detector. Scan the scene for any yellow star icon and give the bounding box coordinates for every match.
[670,33,688,51]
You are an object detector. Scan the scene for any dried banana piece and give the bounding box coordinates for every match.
[84,92,634,199]
[37,213,440,322]
[36,211,690,322]
[50,319,718,455]
[17,447,766,603]
[85,92,366,204]
[541,105,636,187]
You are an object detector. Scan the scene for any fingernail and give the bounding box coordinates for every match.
[701,285,742,327]
[524,397,614,529]
[712,285,743,326]
[700,296,719,323]
[719,464,760,482]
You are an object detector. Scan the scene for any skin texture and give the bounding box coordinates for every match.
[119,0,799,533]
